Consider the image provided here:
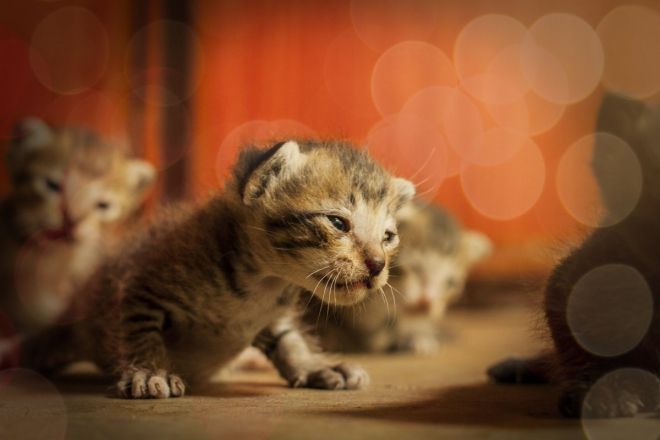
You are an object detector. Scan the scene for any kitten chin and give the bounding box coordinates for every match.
[18,139,412,398]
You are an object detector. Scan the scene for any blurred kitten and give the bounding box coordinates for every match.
[309,200,492,354]
[488,93,660,418]
[18,140,414,398]
[0,118,155,333]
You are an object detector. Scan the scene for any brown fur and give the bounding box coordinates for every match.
[305,200,491,354]
[488,93,660,418]
[17,139,415,399]
[0,118,155,333]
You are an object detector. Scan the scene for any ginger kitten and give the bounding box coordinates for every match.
[18,139,415,398]
[0,118,155,333]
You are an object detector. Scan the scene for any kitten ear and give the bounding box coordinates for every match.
[7,118,54,171]
[242,140,307,206]
[393,177,416,209]
[460,230,492,265]
[125,159,156,197]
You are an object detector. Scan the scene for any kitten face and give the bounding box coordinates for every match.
[394,250,469,318]
[6,118,155,240]
[238,140,415,306]
[392,201,492,319]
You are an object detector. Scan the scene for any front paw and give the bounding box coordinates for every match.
[396,334,440,355]
[117,367,186,399]
[290,363,369,390]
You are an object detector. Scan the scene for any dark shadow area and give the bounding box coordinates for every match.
[319,382,580,429]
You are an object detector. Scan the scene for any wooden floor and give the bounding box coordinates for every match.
[1,304,658,440]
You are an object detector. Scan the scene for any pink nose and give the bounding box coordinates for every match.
[365,257,385,277]
[418,296,432,312]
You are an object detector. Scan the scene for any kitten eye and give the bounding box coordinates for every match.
[96,201,111,211]
[45,178,61,193]
[383,230,396,243]
[327,215,350,232]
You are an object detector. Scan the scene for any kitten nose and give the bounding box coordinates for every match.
[365,257,385,277]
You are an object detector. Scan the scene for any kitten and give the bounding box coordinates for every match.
[488,93,660,418]
[0,118,156,333]
[17,139,415,398]
[308,200,492,354]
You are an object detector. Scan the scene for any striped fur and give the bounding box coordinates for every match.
[18,139,413,398]
[0,118,155,334]
[306,200,491,354]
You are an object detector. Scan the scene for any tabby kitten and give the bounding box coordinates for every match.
[309,200,491,354]
[0,118,155,333]
[19,139,415,398]
[488,93,660,418]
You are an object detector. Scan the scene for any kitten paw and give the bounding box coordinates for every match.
[487,357,549,384]
[117,368,185,399]
[290,363,369,390]
[395,335,440,355]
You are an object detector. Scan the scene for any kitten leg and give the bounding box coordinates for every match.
[115,305,184,399]
[487,352,553,384]
[253,316,369,390]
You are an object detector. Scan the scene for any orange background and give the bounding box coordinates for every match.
[2,0,658,276]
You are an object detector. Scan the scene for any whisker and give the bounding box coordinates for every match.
[306,265,331,279]
[387,283,397,323]
[378,286,390,323]
[409,145,437,181]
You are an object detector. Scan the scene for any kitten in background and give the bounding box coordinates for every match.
[308,200,492,354]
[17,139,415,398]
[488,93,660,418]
[0,118,155,334]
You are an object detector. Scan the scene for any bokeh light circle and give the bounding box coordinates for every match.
[30,7,109,95]
[521,14,604,104]
[567,264,652,358]
[371,41,456,115]
[486,88,566,136]
[557,133,642,228]
[472,127,529,167]
[126,20,202,106]
[597,5,660,99]
[366,114,448,201]
[453,14,527,101]
[463,44,530,105]
[401,86,482,170]
[460,138,545,220]
[324,29,378,114]
[0,368,68,440]
[215,120,316,185]
[350,0,441,51]
[582,368,660,437]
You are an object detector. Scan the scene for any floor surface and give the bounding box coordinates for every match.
[1,304,658,440]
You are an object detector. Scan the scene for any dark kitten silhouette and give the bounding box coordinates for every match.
[488,92,660,418]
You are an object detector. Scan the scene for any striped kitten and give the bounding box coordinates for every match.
[0,118,155,333]
[309,200,491,354]
[488,93,660,418]
[19,140,415,398]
